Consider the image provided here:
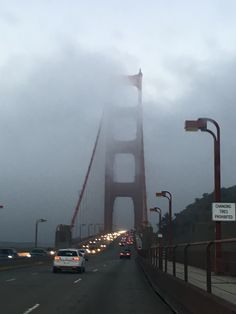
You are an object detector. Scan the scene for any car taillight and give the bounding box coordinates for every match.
[73,257,80,261]
[120,253,124,255]
[54,256,61,261]
[126,253,130,255]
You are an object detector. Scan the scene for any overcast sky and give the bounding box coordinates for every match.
[1,1,236,243]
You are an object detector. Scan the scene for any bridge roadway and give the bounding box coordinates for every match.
[0,242,173,314]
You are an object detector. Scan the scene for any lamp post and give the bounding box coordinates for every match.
[98,223,104,234]
[80,223,86,239]
[156,191,172,246]
[35,218,47,248]
[93,224,97,235]
[185,118,221,271]
[94,223,103,235]
[88,223,93,237]
[149,207,162,232]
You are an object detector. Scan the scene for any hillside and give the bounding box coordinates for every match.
[159,185,236,244]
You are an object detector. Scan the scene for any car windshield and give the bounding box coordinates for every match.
[31,249,45,253]
[57,251,78,257]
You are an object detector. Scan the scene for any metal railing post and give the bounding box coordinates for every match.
[184,244,190,282]
[155,247,158,268]
[206,242,213,293]
[173,245,177,277]
[165,247,168,273]
[159,245,163,270]
[151,248,154,266]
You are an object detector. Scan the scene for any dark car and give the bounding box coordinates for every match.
[30,248,48,257]
[0,248,18,259]
[120,248,131,259]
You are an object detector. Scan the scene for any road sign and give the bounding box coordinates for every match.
[212,203,236,221]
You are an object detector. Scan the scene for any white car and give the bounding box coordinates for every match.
[53,249,86,273]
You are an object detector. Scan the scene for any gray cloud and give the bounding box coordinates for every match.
[1,44,236,242]
[145,56,236,229]
[0,46,123,243]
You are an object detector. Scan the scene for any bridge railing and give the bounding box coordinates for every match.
[139,238,236,294]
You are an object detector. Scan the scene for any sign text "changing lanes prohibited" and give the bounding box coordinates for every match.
[212,203,236,221]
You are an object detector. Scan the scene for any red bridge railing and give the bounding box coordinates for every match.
[139,238,236,294]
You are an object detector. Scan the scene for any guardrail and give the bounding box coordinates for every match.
[140,238,236,294]
[138,238,236,313]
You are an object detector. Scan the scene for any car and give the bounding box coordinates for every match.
[0,248,18,259]
[119,241,126,246]
[120,248,131,259]
[78,248,88,261]
[53,248,86,273]
[30,248,48,257]
[46,247,56,256]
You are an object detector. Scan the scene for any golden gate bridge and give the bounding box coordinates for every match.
[55,70,148,246]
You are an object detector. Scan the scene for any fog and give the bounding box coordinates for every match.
[1,1,236,243]
[0,48,124,243]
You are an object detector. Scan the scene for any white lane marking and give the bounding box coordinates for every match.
[93,268,98,272]
[22,304,40,314]
[74,278,82,284]
[6,278,16,282]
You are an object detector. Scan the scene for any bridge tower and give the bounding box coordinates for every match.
[104,70,147,232]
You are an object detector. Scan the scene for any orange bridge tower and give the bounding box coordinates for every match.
[104,70,147,232]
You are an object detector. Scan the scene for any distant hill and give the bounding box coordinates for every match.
[159,185,236,244]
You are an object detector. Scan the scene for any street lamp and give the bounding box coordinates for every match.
[185,117,221,271]
[35,218,47,248]
[156,191,172,246]
[185,118,221,202]
[94,223,103,235]
[80,223,86,239]
[88,223,93,237]
[149,207,162,232]
[98,223,104,234]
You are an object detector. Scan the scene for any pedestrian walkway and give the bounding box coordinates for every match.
[166,262,236,305]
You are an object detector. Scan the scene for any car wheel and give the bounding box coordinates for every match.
[77,267,82,273]
[83,266,86,273]
[53,267,58,273]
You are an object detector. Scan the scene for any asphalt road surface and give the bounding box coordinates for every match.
[0,242,173,314]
